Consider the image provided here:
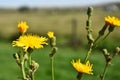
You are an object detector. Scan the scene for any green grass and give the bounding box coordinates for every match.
[0,42,120,80]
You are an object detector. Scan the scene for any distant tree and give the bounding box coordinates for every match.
[18,6,30,12]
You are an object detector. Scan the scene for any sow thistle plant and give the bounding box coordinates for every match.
[12,21,48,80]
[71,7,120,80]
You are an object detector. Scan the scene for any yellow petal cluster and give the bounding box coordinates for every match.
[47,31,54,38]
[71,59,93,74]
[12,34,48,51]
[18,21,29,33]
[105,16,120,27]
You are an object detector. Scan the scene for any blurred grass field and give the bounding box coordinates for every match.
[0,7,120,40]
[0,7,120,80]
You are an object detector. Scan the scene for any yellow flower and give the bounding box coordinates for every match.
[47,31,54,38]
[18,21,29,33]
[12,34,48,51]
[71,59,93,74]
[105,16,120,27]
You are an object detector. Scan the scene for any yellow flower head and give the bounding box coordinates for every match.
[47,31,54,38]
[71,59,93,74]
[12,34,48,51]
[18,21,29,33]
[105,16,120,27]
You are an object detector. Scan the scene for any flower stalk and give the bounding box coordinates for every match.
[21,60,27,80]
[100,63,109,80]
[94,24,108,44]
[84,7,94,63]
[51,57,54,80]
[76,7,94,80]
[47,31,58,80]
[50,47,57,80]
[100,49,112,80]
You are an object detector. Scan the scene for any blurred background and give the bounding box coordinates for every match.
[0,0,120,80]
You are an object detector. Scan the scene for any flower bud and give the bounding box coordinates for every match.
[113,47,120,57]
[49,47,58,58]
[116,47,120,54]
[13,53,20,60]
[87,7,93,17]
[50,36,56,47]
[102,49,112,64]
[87,34,94,44]
[99,24,108,36]
[30,60,39,72]
[13,52,21,66]
[108,25,115,33]
[86,20,91,28]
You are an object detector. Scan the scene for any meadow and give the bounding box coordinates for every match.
[0,7,120,80]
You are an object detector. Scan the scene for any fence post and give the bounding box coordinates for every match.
[70,18,78,47]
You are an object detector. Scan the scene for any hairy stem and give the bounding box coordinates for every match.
[77,73,82,80]
[103,32,110,41]
[100,63,108,80]
[21,61,26,80]
[51,57,55,80]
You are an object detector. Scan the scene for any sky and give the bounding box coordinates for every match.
[0,0,120,8]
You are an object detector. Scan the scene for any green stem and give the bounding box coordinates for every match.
[84,45,92,62]
[21,61,26,80]
[100,63,108,80]
[84,51,90,62]
[20,51,27,80]
[51,57,55,80]
[103,32,110,41]
[77,73,82,80]
[94,35,101,44]
[31,73,35,80]
[28,53,35,80]
[28,53,32,66]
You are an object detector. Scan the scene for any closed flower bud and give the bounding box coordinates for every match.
[87,7,93,16]
[50,36,56,47]
[87,34,94,44]
[13,53,20,60]
[116,47,120,54]
[30,60,39,72]
[108,25,115,33]
[86,20,91,28]
[102,49,112,64]
[99,24,108,36]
